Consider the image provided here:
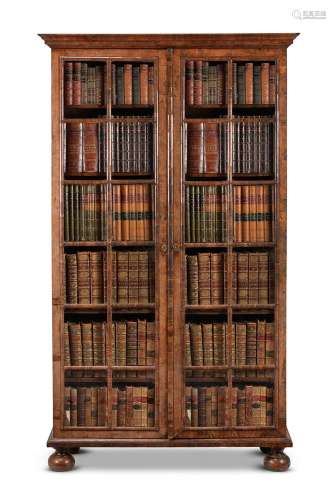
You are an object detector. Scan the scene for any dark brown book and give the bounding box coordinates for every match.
[241,185,249,242]
[187,123,203,175]
[117,251,129,303]
[234,186,242,242]
[194,61,203,105]
[137,319,147,366]
[146,321,155,365]
[246,321,257,366]
[66,123,82,174]
[81,323,93,366]
[265,322,275,366]
[97,386,107,426]
[73,62,81,105]
[138,251,149,303]
[187,255,199,304]
[64,322,71,366]
[261,63,270,104]
[64,386,71,426]
[269,64,276,104]
[128,251,139,303]
[191,387,199,426]
[140,64,149,104]
[190,323,203,366]
[93,322,106,366]
[147,386,155,427]
[124,64,133,105]
[184,323,192,366]
[210,253,224,304]
[204,123,219,173]
[148,65,154,104]
[127,321,138,365]
[185,60,194,105]
[198,253,211,304]
[258,253,269,304]
[77,252,90,303]
[198,387,207,426]
[245,63,254,104]
[248,253,258,303]
[70,387,78,426]
[111,387,118,427]
[236,323,246,366]
[202,323,213,366]
[256,320,266,365]
[90,252,104,304]
[64,62,73,105]
[117,387,126,426]
[116,321,127,366]
[249,185,257,242]
[237,388,246,426]
[237,253,249,304]
[83,123,98,172]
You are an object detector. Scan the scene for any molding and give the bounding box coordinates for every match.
[39,33,299,50]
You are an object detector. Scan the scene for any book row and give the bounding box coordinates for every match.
[186,251,274,305]
[111,121,153,174]
[64,386,107,427]
[111,386,155,427]
[234,185,273,242]
[111,184,153,241]
[64,184,153,242]
[185,185,227,242]
[65,250,154,304]
[187,122,228,176]
[65,252,106,304]
[64,185,107,242]
[112,63,154,105]
[64,62,105,106]
[185,61,226,105]
[233,62,276,105]
[65,123,107,175]
[185,385,273,427]
[64,322,106,366]
[232,118,273,175]
[184,321,274,367]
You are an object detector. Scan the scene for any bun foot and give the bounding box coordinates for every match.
[264,449,290,472]
[260,447,271,454]
[48,450,75,472]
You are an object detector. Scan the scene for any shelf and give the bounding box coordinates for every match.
[64,241,107,247]
[184,366,229,370]
[112,366,155,371]
[65,104,106,109]
[185,242,229,248]
[112,304,155,312]
[63,179,108,185]
[185,305,228,312]
[111,240,155,247]
[64,304,107,311]
[64,366,107,370]
[232,304,275,310]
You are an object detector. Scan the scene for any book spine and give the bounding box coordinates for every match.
[140,64,149,104]
[124,64,133,105]
[64,62,73,106]
[148,65,154,105]
[198,253,211,304]
[194,61,203,105]
[73,62,81,105]
[117,251,129,304]
[245,63,254,104]
[185,61,194,105]
[261,63,270,104]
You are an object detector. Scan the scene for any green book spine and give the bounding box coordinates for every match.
[185,186,191,243]
[195,185,200,243]
[190,186,195,243]
[79,185,85,241]
[69,185,74,241]
[64,186,69,242]
[200,185,205,242]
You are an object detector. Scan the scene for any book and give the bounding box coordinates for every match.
[233,251,273,305]
[232,61,276,105]
[186,61,226,105]
[64,62,105,106]
[186,252,227,304]
[112,385,154,427]
[64,386,107,427]
[111,120,152,174]
[65,251,106,304]
[233,185,273,242]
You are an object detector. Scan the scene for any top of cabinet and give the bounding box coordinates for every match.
[39,33,299,50]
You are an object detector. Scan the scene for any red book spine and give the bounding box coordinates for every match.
[64,62,73,105]
[73,62,81,105]
[185,61,194,105]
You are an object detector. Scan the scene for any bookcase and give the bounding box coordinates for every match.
[40,33,298,472]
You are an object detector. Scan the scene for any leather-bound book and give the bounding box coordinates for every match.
[202,323,214,366]
[64,386,71,426]
[219,185,227,242]
[204,123,219,173]
[185,61,194,105]
[128,251,139,304]
[245,385,253,425]
[234,186,242,242]
[198,387,207,426]
[202,61,209,105]
[261,63,270,104]
[140,64,149,104]
[124,64,133,105]
[232,253,238,304]
[111,251,117,303]
[66,123,83,174]
[91,387,98,426]
[246,321,257,367]
[187,122,203,175]
[77,387,86,426]
[210,253,224,304]
[132,65,140,104]
[131,386,141,426]
[70,387,78,426]
[269,64,276,104]
[259,386,267,426]
[237,253,248,304]
[231,324,237,365]
[258,252,269,304]
[111,322,116,366]
[64,185,69,241]
[232,62,238,104]
[80,63,88,104]
[245,63,254,104]
[127,321,138,365]
[117,387,126,426]
[87,66,95,104]
[237,388,246,426]
[263,185,272,241]
[93,322,106,366]
[241,185,250,242]
[128,184,136,240]
[141,386,148,427]
[64,62,73,105]
[115,322,126,366]
[256,185,264,241]
[198,253,211,304]
[184,323,192,366]
[253,64,261,104]
[137,319,146,366]
[190,323,203,366]
[208,64,217,104]
[116,65,124,104]
[73,62,81,105]
[249,185,257,242]
[205,387,212,426]
[256,320,266,365]
[143,184,152,241]
[146,321,155,365]
[125,386,133,426]
[64,323,71,366]
[90,251,104,304]
[117,251,129,303]
[95,65,104,105]
[248,253,258,303]
[266,387,273,426]
[236,323,246,366]
[111,387,118,427]
[237,63,245,104]
[217,386,225,426]
[138,251,149,303]
[83,123,98,172]
[187,255,199,304]
[97,386,107,426]
[147,386,155,427]
[120,185,130,241]
[81,323,93,366]
[65,254,78,303]
[212,323,223,366]
[231,387,238,426]
[265,322,275,366]
[84,387,92,426]
[194,60,203,104]
[217,63,224,104]
[148,65,154,104]
[77,252,90,303]
[185,386,192,425]
[113,185,122,241]
[191,387,199,426]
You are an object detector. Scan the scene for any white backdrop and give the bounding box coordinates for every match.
[0,0,335,497]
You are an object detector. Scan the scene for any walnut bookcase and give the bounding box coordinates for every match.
[40,33,297,472]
